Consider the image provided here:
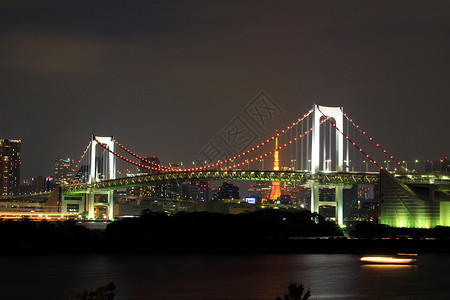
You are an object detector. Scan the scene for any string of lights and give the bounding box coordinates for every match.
[95,138,167,172]
[70,141,92,181]
[183,109,313,171]
[343,113,407,171]
[82,115,326,178]
[220,117,326,170]
[111,109,313,172]
[317,108,382,170]
[112,140,174,171]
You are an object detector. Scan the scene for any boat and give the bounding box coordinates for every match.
[360,255,417,264]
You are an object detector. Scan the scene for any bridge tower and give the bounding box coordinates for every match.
[310,104,346,226]
[87,135,116,220]
[311,104,345,174]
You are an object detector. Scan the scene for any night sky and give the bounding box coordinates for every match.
[1,0,449,180]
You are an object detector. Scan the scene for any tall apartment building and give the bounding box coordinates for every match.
[0,139,21,195]
[54,158,74,185]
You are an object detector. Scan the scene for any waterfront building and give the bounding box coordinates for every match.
[380,170,450,227]
[0,139,21,195]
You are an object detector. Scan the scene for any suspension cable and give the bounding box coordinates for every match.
[221,117,327,170]
[95,138,167,172]
[70,141,92,183]
[111,109,313,172]
[343,113,407,171]
[317,107,382,170]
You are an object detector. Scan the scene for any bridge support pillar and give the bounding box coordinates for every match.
[107,190,114,220]
[335,184,344,226]
[88,190,95,220]
[310,182,320,214]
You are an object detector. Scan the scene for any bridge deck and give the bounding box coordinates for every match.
[64,170,380,193]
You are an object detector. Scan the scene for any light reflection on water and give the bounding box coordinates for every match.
[361,264,416,269]
[0,253,449,300]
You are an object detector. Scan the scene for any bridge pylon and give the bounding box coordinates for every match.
[309,104,347,226]
[311,104,345,174]
[87,135,116,220]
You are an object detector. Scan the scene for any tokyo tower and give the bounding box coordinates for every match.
[269,137,281,200]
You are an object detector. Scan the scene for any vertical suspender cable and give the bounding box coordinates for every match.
[346,116,350,172]
[300,115,303,170]
[306,114,310,171]
[329,120,332,171]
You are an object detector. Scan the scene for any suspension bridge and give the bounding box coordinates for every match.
[2,104,449,227]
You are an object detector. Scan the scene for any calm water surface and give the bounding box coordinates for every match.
[0,253,449,300]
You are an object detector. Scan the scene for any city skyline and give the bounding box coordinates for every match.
[1,1,449,180]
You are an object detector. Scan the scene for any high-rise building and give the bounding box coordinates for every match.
[55,158,74,185]
[0,139,21,195]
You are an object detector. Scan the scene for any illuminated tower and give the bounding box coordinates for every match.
[269,137,281,200]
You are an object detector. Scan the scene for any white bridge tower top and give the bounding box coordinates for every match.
[311,104,344,174]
